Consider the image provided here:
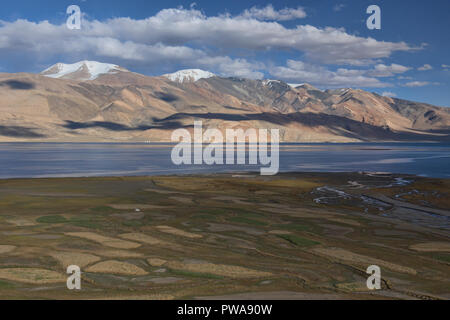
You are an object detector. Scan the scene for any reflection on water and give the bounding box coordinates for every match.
[0,143,449,178]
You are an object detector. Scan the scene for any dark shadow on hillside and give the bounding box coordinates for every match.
[153,112,450,142]
[0,80,35,90]
[0,125,45,138]
[62,120,185,131]
[154,92,179,102]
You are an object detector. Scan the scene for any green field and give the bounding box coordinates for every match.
[0,172,448,300]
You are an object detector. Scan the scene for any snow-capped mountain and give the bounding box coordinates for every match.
[41,61,129,81]
[1,66,450,142]
[162,69,215,83]
[262,79,283,86]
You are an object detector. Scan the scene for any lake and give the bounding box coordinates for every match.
[0,142,449,179]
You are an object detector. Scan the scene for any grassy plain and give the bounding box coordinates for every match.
[0,172,448,299]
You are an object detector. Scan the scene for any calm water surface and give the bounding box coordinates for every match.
[0,143,449,178]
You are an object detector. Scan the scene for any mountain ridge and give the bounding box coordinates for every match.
[41,61,129,81]
[0,62,448,143]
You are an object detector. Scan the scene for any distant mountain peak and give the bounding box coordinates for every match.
[262,79,283,86]
[262,79,292,91]
[294,83,321,91]
[163,69,215,83]
[41,61,129,80]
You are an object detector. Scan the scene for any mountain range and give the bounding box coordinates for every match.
[0,61,449,142]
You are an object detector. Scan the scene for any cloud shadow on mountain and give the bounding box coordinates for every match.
[0,80,35,90]
[0,125,45,138]
[154,92,179,102]
[62,120,185,131]
[154,112,450,142]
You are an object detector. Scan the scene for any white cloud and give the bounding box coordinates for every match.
[403,81,430,87]
[269,60,389,88]
[199,56,265,79]
[0,6,417,73]
[382,91,397,97]
[417,64,432,71]
[99,8,413,65]
[269,60,414,87]
[0,18,265,78]
[367,63,411,77]
[239,4,306,21]
[0,5,425,86]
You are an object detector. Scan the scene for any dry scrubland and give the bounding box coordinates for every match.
[0,173,448,299]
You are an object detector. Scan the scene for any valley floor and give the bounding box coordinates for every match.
[0,172,449,299]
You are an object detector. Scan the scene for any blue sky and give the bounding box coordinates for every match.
[1,0,449,107]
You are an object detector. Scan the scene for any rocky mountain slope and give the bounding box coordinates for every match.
[0,62,449,142]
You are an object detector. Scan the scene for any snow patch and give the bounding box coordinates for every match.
[41,61,127,80]
[163,69,215,83]
[263,79,281,86]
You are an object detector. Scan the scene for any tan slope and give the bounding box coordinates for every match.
[0,71,449,142]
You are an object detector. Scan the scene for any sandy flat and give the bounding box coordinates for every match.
[148,258,167,267]
[6,218,37,227]
[336,282,372,292]
[0,245,16,254]
[0,268,65,284]
[119,233,161,245]
[156,226,202,239]
[96,250,143,258]
[166,260,271,278]
[6,218,36,226]
[169,196,193,204]
[409,242,450,252]
[66,232,141,249]
[312,247,416,275]
[86,260,147,276]
[50,252,101,268]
